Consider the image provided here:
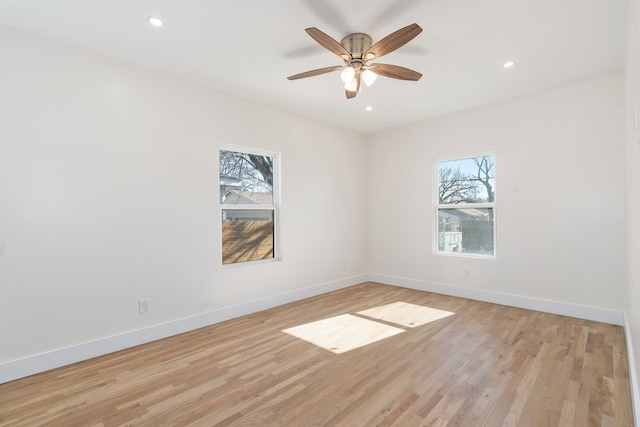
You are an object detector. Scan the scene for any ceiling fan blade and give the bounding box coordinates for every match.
[364,23,422,60]
[369,63,422,81]
[305,27,352,60]
[287,65,343,80]
[345,70,361,99]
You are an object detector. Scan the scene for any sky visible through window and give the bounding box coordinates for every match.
[438,155,495,204]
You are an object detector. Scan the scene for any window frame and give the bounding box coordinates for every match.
[434,152,496,259]
[219,144,281,266]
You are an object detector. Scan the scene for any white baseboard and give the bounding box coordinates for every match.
[624,311,640,426]
[1,273,627,385]
[368,273,625,325]
[0,274,366,385]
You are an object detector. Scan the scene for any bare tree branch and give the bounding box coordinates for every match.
[220,150,273,192]
[439,156,494,204]
[472,156,494,203]
[439,166,478,204]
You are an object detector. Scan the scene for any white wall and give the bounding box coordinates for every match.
[367,74,625,314]
[625,0,640,419]
[0,25,368,366]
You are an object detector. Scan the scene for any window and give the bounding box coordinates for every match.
[436,154,495,257]
[219,147,278,265]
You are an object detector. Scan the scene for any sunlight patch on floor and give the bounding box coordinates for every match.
[357,301,455,328]
[282,301,456,354]
[282,314,405,354]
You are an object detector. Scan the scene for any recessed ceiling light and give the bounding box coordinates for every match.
[503,61,515,68]
[365,106,373,111]
[147,16,163,27]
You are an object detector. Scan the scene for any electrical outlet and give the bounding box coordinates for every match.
[138,298,150,313]
[463,269,470,279]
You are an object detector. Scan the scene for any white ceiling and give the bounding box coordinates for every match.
[0,0,628,134]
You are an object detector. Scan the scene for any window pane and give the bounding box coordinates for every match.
[220,150,273,205]
[438,208,494,255]
[438,155,495,204]
[222,210,274,264]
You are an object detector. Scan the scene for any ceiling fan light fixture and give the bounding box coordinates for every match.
[362,69,377,86]
[288,24,423,99]
[340,66,356,83]
[344,79,358,92]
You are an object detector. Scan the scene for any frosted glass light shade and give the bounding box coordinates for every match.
[340,67,356,83]
[362,69,377,86]
[344,78,358,92]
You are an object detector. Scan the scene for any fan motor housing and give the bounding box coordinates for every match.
[340,33,372,59]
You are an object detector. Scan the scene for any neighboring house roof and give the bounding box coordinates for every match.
[439,208,489,220]
[220,175,272,205]
[223,190,272,205]
[220,175,242,187]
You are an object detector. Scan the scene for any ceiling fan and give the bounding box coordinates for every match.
[287,23,423,99]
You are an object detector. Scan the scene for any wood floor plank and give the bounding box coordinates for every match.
[0,282,633,426]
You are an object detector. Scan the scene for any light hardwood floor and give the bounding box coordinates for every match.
[0,282,634,426]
